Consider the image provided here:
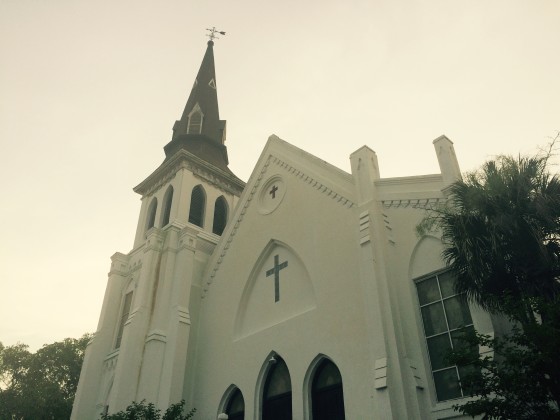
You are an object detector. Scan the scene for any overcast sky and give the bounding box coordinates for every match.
[1,0,558,351]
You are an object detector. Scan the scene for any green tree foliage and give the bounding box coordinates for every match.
[0,333,91,420]
[419,139,560,418]
[100,400,195,420]
[451,321,560,419]
[419,151,560,317]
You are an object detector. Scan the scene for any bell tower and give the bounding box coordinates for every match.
[72,36,244,419]
[133,37,244,245]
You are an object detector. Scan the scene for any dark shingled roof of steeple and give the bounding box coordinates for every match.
[164,40,239,179]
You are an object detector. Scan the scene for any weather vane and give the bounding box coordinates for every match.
[206,27,226,42]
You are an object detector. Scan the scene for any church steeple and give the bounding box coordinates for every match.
[165,38,233,173]
[172,40,225,143]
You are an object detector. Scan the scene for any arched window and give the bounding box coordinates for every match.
[212,196,228,235]
[187,104,204,134]
[263,356,292,420]
[225,388,244,420]
[146,198,158,232]
[188,185,206,227]
[161,186,174,227]
[311,359,345,420]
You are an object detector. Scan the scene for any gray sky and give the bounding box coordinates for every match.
[1,0,558,351]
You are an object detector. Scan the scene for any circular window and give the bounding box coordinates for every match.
[258,176,286,215]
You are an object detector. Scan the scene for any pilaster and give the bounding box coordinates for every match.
[350,146,421,419]
[156,227,201,407]
[176,168,194,224]
[433,135,462,187]
[71,252,130,420]
[108,228,165,412]
[134,197,150,248]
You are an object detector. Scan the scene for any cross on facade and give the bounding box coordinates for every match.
[269,185,278,199]
[265,254,288,302]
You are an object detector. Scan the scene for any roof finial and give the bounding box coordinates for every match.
[206,27,226,43]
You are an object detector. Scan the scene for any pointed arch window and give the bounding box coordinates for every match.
[224,388,244,420]
[187,104,204,134]
[311,359,345,420]
[263,356,292,420]
[145,198,158,233]
[212,196,228,235]
[161,186,174,227]
[189,185,206,228]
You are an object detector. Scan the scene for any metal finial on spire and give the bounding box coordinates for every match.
[206,27,226,42]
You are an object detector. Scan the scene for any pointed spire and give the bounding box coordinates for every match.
[164,37,240,178]
[172,40,226,144]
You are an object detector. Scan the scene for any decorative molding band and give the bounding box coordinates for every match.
[271,157,354,208]
[178,235,197,252]
[140,162,180,197]
[135,152,245,198]
[129,259,143,274]
[191,164,244,196]
[145,330,167,344]
[144,228,165,252]
[103,350,119,371]
[380,198,442,209]
[109,253,130,277]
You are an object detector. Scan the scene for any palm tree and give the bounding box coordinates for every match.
[421,153,560,322]
[418,145,560,417]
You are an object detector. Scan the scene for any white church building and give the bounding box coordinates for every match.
[72,38,500,420]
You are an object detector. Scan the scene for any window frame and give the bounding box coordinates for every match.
[187,104,204,135]
[415,270,476,403]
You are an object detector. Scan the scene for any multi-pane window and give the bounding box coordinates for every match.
[416,271,475,402]
[115,292,133,349]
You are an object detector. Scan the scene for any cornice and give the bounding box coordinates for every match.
[375,174,443,187]
[271,156,354,208]
[134,149,245,197]
[109,252,130,277]
[381,197,443,209]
